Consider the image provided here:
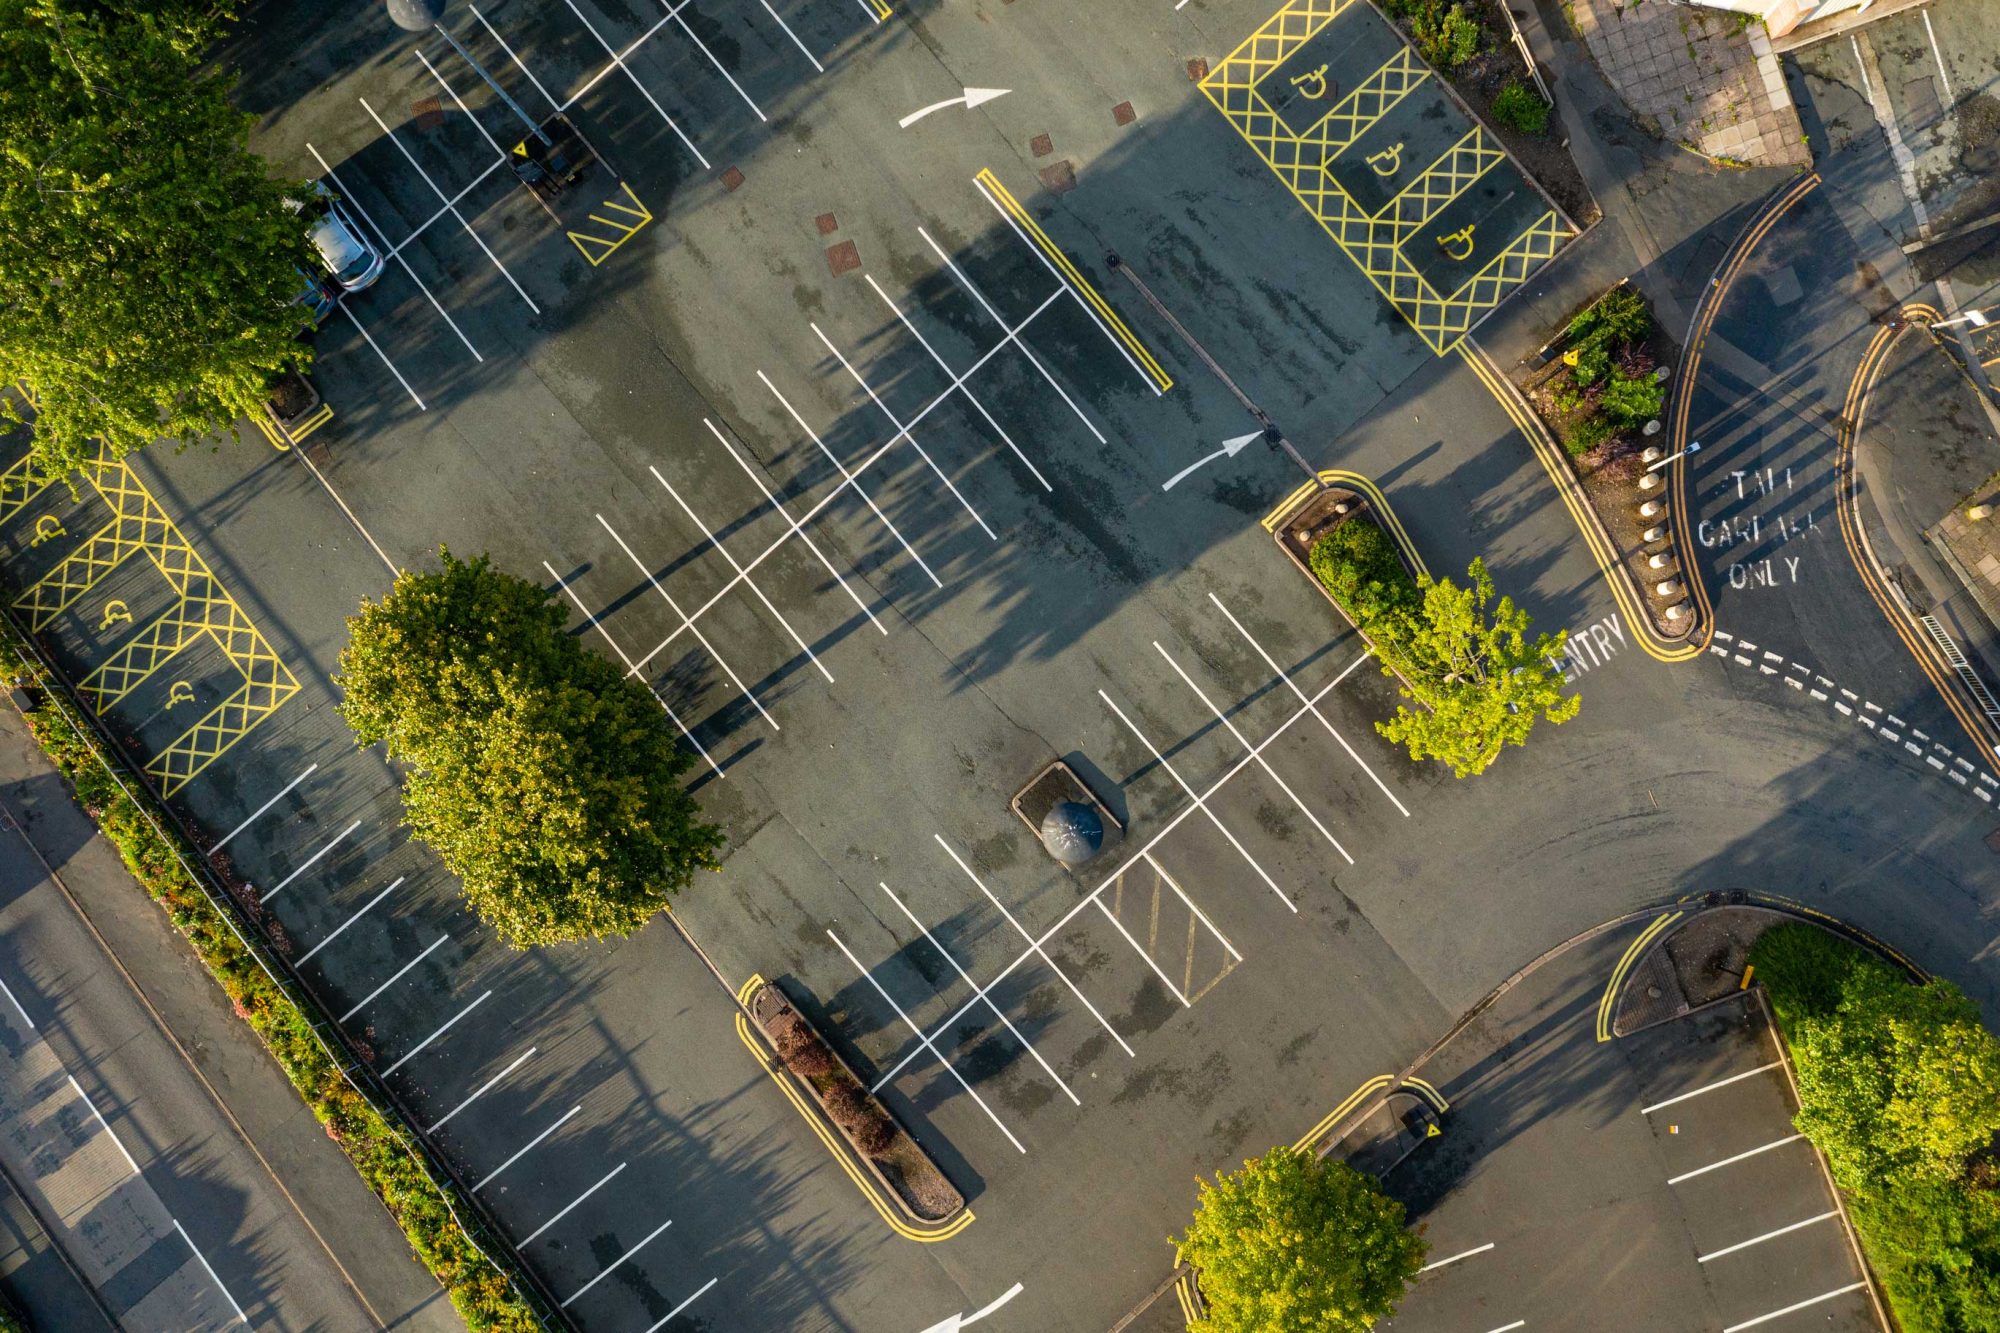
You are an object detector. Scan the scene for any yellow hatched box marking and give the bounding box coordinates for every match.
[567,181,655,268]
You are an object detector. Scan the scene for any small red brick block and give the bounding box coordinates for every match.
[1186,58,1209,81]
[1112,101,1136,127]
[1038,160,1077,195]
[1030,132,1054,158]
[722,166,746,192]
[826,240,861,276]
[815,212,839,235]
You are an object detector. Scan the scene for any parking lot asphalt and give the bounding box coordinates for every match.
[5,0,2000,1329]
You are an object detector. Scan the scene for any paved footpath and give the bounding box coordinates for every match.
[0,702,461,1332]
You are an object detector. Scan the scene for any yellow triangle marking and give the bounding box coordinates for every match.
[513,140,528,156]
[1426,1122,1442,1138]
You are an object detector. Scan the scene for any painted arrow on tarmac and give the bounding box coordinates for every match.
[899,87,1011,129]
[918,1283,1024,1333]
[1161,431,1263,491]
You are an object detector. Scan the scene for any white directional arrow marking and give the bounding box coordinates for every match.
[918,1282,1025,1333]
[898,87,1011,129]
[1162,431,1263,491]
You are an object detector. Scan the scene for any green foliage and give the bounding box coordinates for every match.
[1491,80,1550,135]
[0,0,315,480]
[0,625,538,1330]
[1556,287,1659,450]
[1308,516,1421,630]
[1751,925,2000,1333]
[1412,2,1483,69]
[1566,411,1617,457]
[1565,286,1650,348]
[1174,1147,1426,1333]
[1374,559,1580,776]
[1598,364,1665,429]
[337,550,724,948]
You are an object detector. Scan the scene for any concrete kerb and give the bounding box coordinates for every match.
[0,609,571,1329]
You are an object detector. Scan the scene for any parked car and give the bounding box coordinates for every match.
[292,266,338,330]
[290,180,383,293]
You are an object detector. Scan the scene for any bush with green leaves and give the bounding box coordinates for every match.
[1308,515,1421,630]
[1412,2,1483,69]
[1598,364,1665,430]
[1751,924,2000,1333]
[1491,80,1550,135]
[1174,1147,1426,1333]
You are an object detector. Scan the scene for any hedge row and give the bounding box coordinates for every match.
[0,631,540,1331]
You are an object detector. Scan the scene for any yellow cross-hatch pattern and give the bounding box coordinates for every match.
[567,181,655,268]
[7,452,300,796]
[1200,0,1574,354]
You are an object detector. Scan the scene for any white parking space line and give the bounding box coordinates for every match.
[643,1277,719,1332]
[1699,1211,1838,1263]
[332,303,428,410]
[826,929,1027,1154]
[259,819,363,903]
[1668,1133,1805,1185]
[1723,1282,1867,1332]
[66,1075,141,1177]
[705,418,886,634]
[544,562,723,779]
[429,1047,536,1134]
[360,98,542,317]
[468,8,560,111]
[1098,690,1295,911]
[1478,1323,1526,1333]
[562,1217,672,1307]
[1154,641,1353,864]
[812,323,999,539]
[757,0,824,71]
[383,989,492,1077]
[1418,1241,1495,1273]
[597,513,778,731]
[1922,10,1954,103]
[414,48,515,158]
[1208,593,1409,816]
[339,936,447,1024]
[298,877,405,966]
[933,834,1135,1058]
[522,1163,626,1245]
[557,0,709,168]
[663,0,767,122]
[212,764,318,851]
[174,1220,248,1326]
[863,275,1053,492]
[475,1106,580,1192]
[649,466,836,684]
[1639,1061,1783,1115]
[0,975,34,1031]
[877,881,1081,1106]
[306,147,484,363]
[919,227,1106,445]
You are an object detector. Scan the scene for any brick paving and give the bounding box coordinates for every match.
[1569,0,1811,167]
[1934,501,2000,631]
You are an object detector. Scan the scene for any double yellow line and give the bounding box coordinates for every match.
[1596,910,1682,1042]
[1292,1073,1449,1153]
[1259,469,1429,582]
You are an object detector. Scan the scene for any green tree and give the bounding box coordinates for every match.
[1375,558,1579,777]
[1174,1147,1426,1333]
[337,551,724,949]
[0,0,314,480]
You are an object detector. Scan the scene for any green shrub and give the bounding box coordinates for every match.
[1566,286,1650,347]
[1598,365,1665,430]
[1413,2,1483,69]
[1308,516,1421,631]
[1491,80,1550,135]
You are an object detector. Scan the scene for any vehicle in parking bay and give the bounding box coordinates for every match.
[291,180,383,293]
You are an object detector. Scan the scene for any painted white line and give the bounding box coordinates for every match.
[1954,756,1975,772]
[307,147,483,362]
[1737,640,1759,653]
[827,928,1027,1153]
[1816,675,1834,689]
[259,819,362,903]
[1863,701,1882,713]
[642,1277,719,1332]
[1983,772,1999,787]
[704,419,885,634]
[429,1047,536,1134]
[1809,689,1826,701]
[339,936,447,1024]
[384,989,492,1077]
[66,1075,140,1177]
[1887,714,1906,727]
[413,48,513,160]
[1734,655,1753,667]
[562,1217,673,1307]
[813,322,998,540]
[1710,645,1729,658]
[1784,660,1806,674]
[522,1163,626,1245]
[1724,1282,1867,1332]
[1785,677,1803,691]
[174,1220,247,1326]
[212,764,317,851]
[1922,9,1954,103]
[1978,787,1993,802]
[1089,871,1194,1008]
[1418,1241,1494,1273]
[1639,1061,1782,1114]
[597,513,778,730]
[1477,1323,1525,1333]
[332,302,427,410]
[1913,728,1930,741]
[1880,730,1900,744]
[663,1,766,121]
[1668,1133,1805,1185]
[1841,688,1858,701]
[1758,665,1777,677]
[475,1106,580,1193]
[1100,689,1297,911]
[0,975,34,1031]
[1699,1210,1837,1263]
[1713,629,1734,641]
[878,881,1081,1105]
[1154,641,1352,863]
[544,562,723,779]
[755,0,824,72]
[469,6,560,111]
[864,274,1053,491]
[920,229,1106,444]
[298,877,404,966]
[648,467,835,684]
[1860,716,1876,730]
[1951,769,1968,785]
[934,835,1135,1056]
[1835,702,1853,715]
[558,0,709,167]
[1925,752,1944,768]
[365,94,542,315]
[1143,849,1242,963]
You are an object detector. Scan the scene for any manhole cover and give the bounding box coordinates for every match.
[1038,160,1077,195]
[411,96,444,131]
[1985,827,2000,854]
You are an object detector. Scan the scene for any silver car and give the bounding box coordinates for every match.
[293,180,384,293]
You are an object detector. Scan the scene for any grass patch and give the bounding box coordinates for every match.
[0,629,542,1331]
[1751,924,2000,1332]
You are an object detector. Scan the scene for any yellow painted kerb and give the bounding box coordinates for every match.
[1596,911,1682,1042]
[1261,470,1429,580]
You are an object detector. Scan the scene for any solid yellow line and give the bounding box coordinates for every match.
[1596,911,1681,1042]
[731,975,973,1243]
[974,168,1173,393]
[1405,1077,1449,1112]
[1294,1073,1396,1151]
[1258,472,1427,581]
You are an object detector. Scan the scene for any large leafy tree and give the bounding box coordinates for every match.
[1174,1147,1426,1333]
[1375,558,1579,777]
[0,0,313,479]
[337,551,724,949]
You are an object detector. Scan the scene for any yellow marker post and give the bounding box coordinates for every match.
[1739,964,1755,991]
